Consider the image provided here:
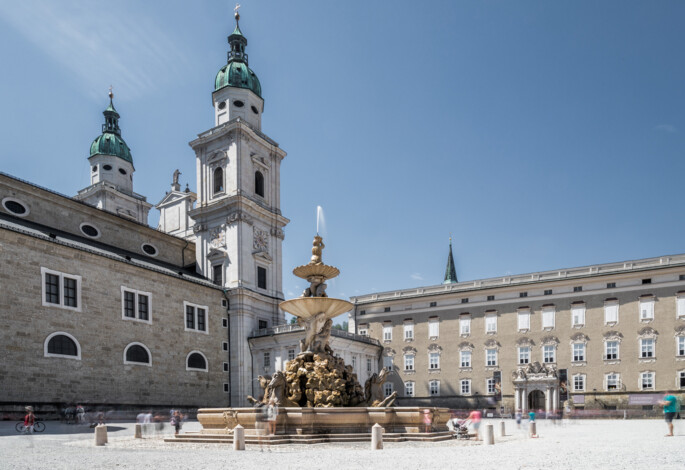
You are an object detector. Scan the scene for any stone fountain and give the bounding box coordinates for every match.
[191,236,450,441]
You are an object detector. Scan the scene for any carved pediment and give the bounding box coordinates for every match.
[541,335,559,346]
[516,337,534,347]
[570,333,589,343]
[253,251,273,263]
[383,348,396,357]
[457,342,474,351]
[428,343,443,352]
[638,327,658,338]
[207,149,228,164]
[603,331,624,341]
[484,339,500,349]
[675,326,685,336]
[402,346,416,355]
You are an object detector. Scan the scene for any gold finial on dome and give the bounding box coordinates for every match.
[234,3,241,21]
[108,85,113,100]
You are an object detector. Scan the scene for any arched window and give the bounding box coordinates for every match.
[255,171,264,198]
[44,332,81,360]
[124,343,151,366]
[186,351,208,371]
[213,167,224,195]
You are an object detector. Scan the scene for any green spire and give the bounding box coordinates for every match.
[215,7,262,96]
[89,89,133,164]
[443,237,458,284]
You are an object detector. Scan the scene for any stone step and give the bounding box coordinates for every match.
[165,431,456,445]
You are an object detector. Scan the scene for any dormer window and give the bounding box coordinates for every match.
[255,171,264,198]
[218,101,226,110]
[213,167,224,195]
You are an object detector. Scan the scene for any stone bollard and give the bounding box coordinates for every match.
[529,422,537,438]
[94,425,107,446]
[233,424,245,451]
[483,423,494,445]
[500,420,506,437]
[371,423,383,450]
[134,423,142,439]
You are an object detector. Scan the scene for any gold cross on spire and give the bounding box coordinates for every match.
[108,85,113,100]
[234,3,241,20]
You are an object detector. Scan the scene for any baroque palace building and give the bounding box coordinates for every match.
[349,242,685,413]
[0,13,378,412]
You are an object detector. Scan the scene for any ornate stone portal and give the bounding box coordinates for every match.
[249,236,398,408]
[512,361,560,413]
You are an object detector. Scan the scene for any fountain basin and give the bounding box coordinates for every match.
[279,297,353,321]
[292,263,340,280]
[198,407,450,435]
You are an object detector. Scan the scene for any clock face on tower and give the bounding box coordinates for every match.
[253,227,269,252]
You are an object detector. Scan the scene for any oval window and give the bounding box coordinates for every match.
[80,223,100,238]
[92,166,97,172]
[141,243,158,256]
[234,100,244,108]
[103,165,112,171]
[251,105,259,114]
[2,198,29,216]
[119,168,127,175]
[218,101,226,110]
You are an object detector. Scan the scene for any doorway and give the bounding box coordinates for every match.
[527,390,545,411]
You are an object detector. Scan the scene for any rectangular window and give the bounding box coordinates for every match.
[383,382,393,397]
[429,319,440,338]
[222,342,228,351]
[640,338,654,358]
[222,318,228,328]
[640,298,654,320]
[405,381,414,397]
[573,286,583,292]
[606,373,619,391]
[518,310,530,331]
[288,349,295,361]
[518,346,530,365]
[121,287,152,323]
[257,266,267,289]
[520,292,528,298]
[384,307,391,312]
[604,301,619,324]
[607,282,616,289]
[184,301,208,333]
[542,306,555,329]
[641,372,654,390]
[404,355,415,371]
[486,378,496,394]
[485,315,497,333]
[544,289,553,296]
[351,356,356,370]
[605,341,619,360]
[459,317,470,335]
[258,320,268,330]
[383,356,393,369]
[263,352,270,369]
[367,358,372,373]
[460,379,471,395]
[573,374,585,392]
[677,337,685,356]
[223,362,229,372]
[429,380,440,396]
[678,294,685,318]
[358,328,368,336]
[571,304,585,327]
[486,348,497,366]
[41,268,81,311]
[680,371,685,389]
[213,264,223,286]
[543,345,556,363]
[429,301,437,307]
[383,325,392,341]
[460,350,471,368]
[461,298,469,304]
[642,278,652,285]
[573,343,586,362]
[223,383,229,393]
[404,323,414,340]
[487,295,495,301]
[429,352,440,370]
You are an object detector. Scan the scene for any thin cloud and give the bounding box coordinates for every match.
[654,124,677,133]
[0,2,189,101]
[410,273,423,281]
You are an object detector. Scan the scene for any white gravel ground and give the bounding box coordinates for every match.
[1,418,684,470]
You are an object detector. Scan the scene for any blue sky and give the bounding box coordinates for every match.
[1,1,683,309]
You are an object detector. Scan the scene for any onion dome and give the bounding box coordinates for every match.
[214,10,262,97]
[90,91,133,164]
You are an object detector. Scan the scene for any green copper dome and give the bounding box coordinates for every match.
[214,16,262,97]
[90,94,133,164]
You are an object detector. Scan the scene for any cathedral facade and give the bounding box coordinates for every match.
[0,13,378,412]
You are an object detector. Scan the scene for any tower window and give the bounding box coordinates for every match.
[141,243,158,256]
[257,266,267,289]
[2,198,29,216]
[213,264,223,286]
[118,168,127,175]
[233,100,244,108]
[103,164,112,171]
[213,167,224,195]
[255,171,264,198]
[218,101,226,110]
[92,166,97,172]
[251,105,259,114]
[80,223,100,238]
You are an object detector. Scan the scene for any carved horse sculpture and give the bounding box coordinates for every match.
[364,368,398,407]
[247,371,300,407]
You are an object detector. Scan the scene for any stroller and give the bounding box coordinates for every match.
[449,418,472,439]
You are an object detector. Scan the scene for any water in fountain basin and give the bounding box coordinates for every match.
[316,205,326,236]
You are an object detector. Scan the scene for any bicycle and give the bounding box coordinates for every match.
[15,421,45,433]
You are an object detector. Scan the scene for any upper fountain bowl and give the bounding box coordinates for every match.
[279,297,353,321]
[292,264,340,281]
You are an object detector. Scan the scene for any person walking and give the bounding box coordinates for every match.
[659,391,678,437]
[467,409,482,440]
[515,409,522,430]
[171,410,183,436]
[422,409,433,433]
[266,398,278,436]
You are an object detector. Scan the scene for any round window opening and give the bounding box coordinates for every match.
[103,164,112,171]
[142,244,158,256]
[2,199,28,216]
[80,224,100,238]
[251,105,259,114]
[118,168,127,175]
[218,101,226,110]
[92,166,97,173]
[234,100,244,108]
